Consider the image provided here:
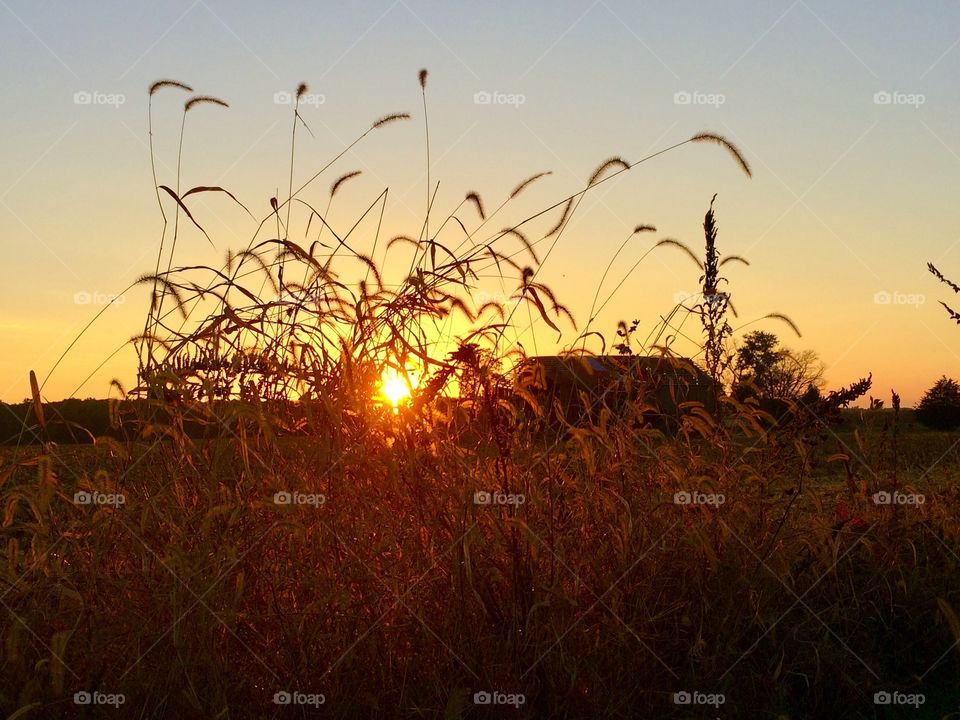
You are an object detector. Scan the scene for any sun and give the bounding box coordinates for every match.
[380,366,419,409]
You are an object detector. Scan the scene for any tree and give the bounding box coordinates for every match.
[733,331,825,401]
[916,376,960,430]
[735,330,780,391]
[765,349,826,400]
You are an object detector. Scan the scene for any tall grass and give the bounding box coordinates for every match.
[1,73,959,719]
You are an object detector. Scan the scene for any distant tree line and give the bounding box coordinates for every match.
[4,354,959,444]
[732,329,960,432]
[0,398,124,445]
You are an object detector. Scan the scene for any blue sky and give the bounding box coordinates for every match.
[2,0,960,404]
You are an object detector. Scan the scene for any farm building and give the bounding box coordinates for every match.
[518,355,715,431]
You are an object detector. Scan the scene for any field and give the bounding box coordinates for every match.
[3,77,960,719]
[1,406,959,718]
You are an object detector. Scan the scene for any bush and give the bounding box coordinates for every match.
[916,376,960,430]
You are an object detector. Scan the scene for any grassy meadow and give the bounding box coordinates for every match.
[2,76,960,719]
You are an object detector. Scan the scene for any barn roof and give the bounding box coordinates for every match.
[524,355,711,390]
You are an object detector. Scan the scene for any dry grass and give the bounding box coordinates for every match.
[2,73,960,719]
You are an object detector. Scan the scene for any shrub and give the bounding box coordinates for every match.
[916,376,960,430]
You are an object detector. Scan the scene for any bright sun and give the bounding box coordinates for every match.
[380,367,419,408]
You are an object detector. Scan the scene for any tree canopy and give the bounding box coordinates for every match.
[733,330,825,401]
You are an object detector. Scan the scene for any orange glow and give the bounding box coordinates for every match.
[380,366,419,409]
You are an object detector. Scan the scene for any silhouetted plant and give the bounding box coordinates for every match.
[699,195,734,391]
[928,262,960,323]
[916,376,960,430]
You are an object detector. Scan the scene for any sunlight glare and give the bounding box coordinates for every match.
[380,367,419,409]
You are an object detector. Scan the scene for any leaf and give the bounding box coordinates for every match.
[50,630,68,694]
[28,370,44,431]
[938,598,960,647]
[524,287,560,334]
[6,703,42,720]
[772,651,784,680]
[158,185,214,247]
[223,305,259,333]
[4,496,20,527]
[181,186,253,217]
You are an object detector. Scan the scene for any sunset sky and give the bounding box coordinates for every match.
[2,0,959,405]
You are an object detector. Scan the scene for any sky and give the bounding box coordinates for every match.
[1,0,959,406]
